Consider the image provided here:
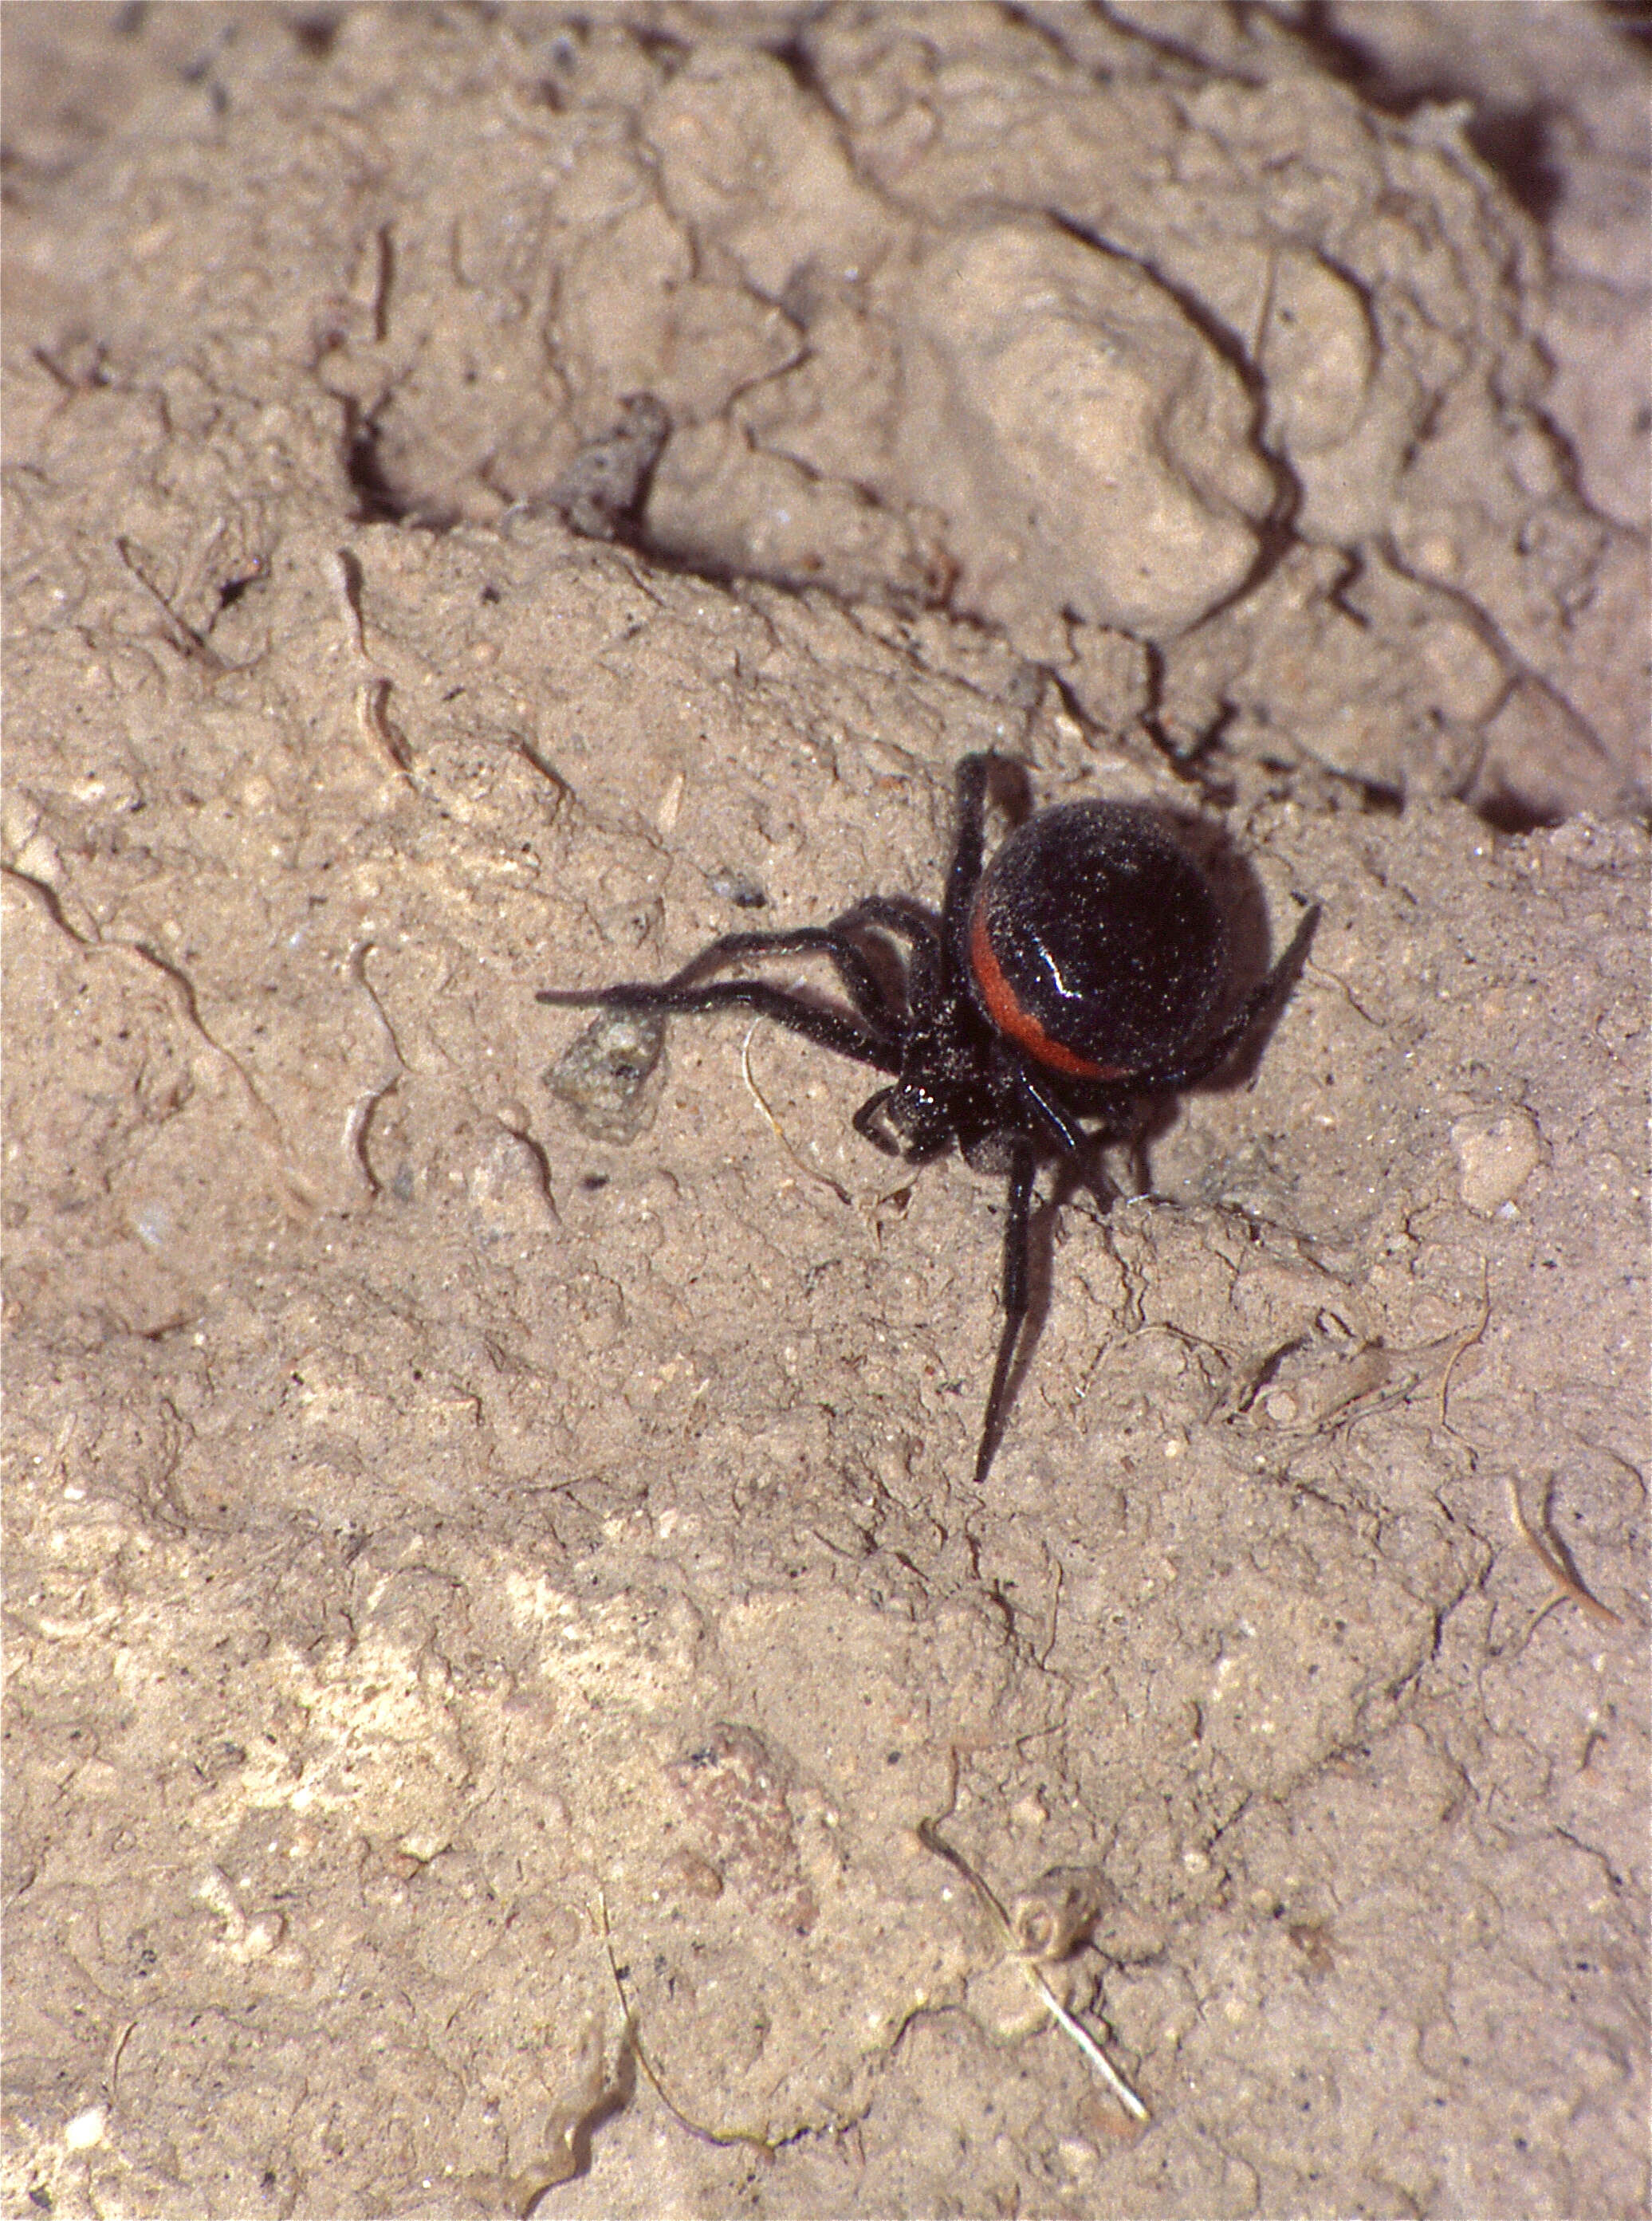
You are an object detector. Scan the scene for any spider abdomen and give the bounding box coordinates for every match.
[967,801,1229,1080]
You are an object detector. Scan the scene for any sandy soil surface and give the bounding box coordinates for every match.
[3,6,1646,2217]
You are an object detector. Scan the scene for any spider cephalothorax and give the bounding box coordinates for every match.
[541,754,1315,1480]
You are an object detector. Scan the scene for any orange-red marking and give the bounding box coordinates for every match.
[969,904,1130,1081]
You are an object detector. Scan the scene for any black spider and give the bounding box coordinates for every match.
[539,754,1316,1482]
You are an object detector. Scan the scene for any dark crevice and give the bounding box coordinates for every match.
[1470,787,1568,838]
[1599,0,1652,53]
[1289,0,1582,223]
[289,12,342,59]
[1045,210,1303,611]
[213,561,267,617]
[766,31,829,105]
[340,403,415,525]
[545,393,671,544]
[626,22,690,71]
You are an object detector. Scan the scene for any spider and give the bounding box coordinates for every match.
[539,754,1316,1483]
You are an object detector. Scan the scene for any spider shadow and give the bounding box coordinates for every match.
[987,1144,1120,1457]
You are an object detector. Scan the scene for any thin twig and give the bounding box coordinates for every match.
[741,1018,853,1205]
[1438,1264,1491,1425]
[915,1816,1148,2121]
[1505,1473,1622,1627]
[596,1893,777,2152]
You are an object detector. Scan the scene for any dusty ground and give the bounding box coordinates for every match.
[2,6,1647,2218]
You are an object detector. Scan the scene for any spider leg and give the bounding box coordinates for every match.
[1125,903,1319,1092]
[537,978,901,1074]
[675,924,905,1039]
[852,1086,903,1156]
[941,755,993,984]
[844,895,940,950]
[1011,1066,1087,1156]
[974,1137,1036,1486]
[837,896,942,1014]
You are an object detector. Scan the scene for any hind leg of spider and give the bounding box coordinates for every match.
[974,1136,1036,1486]
[537,977,901,1073]
[1127,902,1320,1092]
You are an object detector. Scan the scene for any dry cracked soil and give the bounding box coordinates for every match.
[2,6,1647,2218]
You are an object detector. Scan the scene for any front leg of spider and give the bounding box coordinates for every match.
[538,752,1314,1489]
[537,919,903,1075]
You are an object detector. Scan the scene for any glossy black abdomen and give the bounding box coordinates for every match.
[967,801,1229,1080]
